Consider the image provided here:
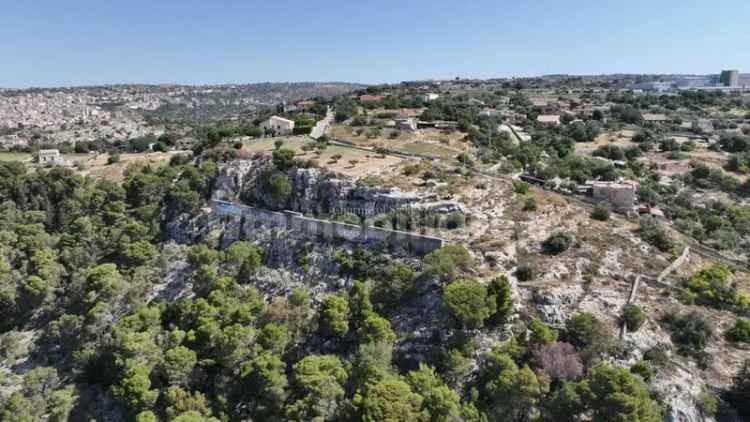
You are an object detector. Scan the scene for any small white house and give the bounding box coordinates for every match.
[417,93,440,102]
[261,116,295,135]
[37,149,62,166]
[536,115,561,125]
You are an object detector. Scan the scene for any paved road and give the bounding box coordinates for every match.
[310,106,334,139]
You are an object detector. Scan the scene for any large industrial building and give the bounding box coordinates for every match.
[720,70,740,87]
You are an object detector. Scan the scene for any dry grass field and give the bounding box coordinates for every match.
[0,150,186,181]
[80,152,182,180]
[329,125,469,159]
[241,135,408,178]
[575,130,637,156]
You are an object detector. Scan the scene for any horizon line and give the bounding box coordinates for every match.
[0,71,742,91]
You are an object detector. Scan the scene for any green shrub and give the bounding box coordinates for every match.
[662,310,714,354]
[542,232,573,255]
[638,216,673,252]
[424,245,473,281]
[686,265,750,311]
[593,144,625,160]
[259,171,292,210]
[402,164,420,176]
[620,303,646,331]
[319,295,350,338]
[444,213,466,229]
[523,197,537,211]
[528,319,558,347]
[726,318,750,343]
[487,276,513,325]
[564,312,602,350]
[512,180,530,195]
[697,389,718,418]
[443,279,495,330]
[272,148,296,171]
[643,343,671,367]
[630,360,655,382]
[366,128,382,139]
[515,262,535,281]
[590,203,611,221]
[372,263,418,311]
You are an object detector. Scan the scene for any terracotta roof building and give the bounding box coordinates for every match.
[359,94,385,103]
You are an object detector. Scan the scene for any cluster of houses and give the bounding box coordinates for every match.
[358,92,441,104]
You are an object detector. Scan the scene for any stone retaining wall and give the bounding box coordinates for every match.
[211,200,444,254]
[657,246,690,283]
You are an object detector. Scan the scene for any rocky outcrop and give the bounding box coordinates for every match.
[532,284,585,325]
[212,160,255,201]
[411,200,467,214]
[287,166,421,215]
[165,210,216,244]
[653,364,710,422]
[213,159,422,216]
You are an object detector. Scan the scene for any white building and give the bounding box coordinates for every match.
[394,118,417,131]
[261,116,295,135]
[36,149,62,166]
[417,93,440,102]
[631,81,674,92]
[536,115,561,125]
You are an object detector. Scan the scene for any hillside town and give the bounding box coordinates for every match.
[0,82,361,149]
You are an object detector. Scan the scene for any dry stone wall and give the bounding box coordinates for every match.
[211,200,444,254]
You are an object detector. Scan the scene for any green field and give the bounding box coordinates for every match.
[0,152,32,162]
[242,136,311,153]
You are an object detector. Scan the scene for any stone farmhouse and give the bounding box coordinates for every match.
[260,116,295,135]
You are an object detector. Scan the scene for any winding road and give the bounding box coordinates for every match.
[310,106,334,139]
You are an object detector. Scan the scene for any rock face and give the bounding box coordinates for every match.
[213,158,422,216]
[165,210,215,244]
[532,284,585,325]
[286,166,421,216]
[212,160,255,201]
[411,200,467,214]
[653,364,710,422]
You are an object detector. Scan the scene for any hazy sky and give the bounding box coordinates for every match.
[2,0,749,88]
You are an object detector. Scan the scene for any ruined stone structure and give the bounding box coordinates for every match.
[211,200,444,255]
[589,181,637,211]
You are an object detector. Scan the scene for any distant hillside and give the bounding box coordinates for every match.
[0,82,364,134]
[141,82,365,123]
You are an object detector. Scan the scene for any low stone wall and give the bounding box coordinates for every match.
[211,200,444,254]
[689,242,749,270]
[657,246,690,283]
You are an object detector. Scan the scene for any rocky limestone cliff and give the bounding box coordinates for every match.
[213,158,424,216]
